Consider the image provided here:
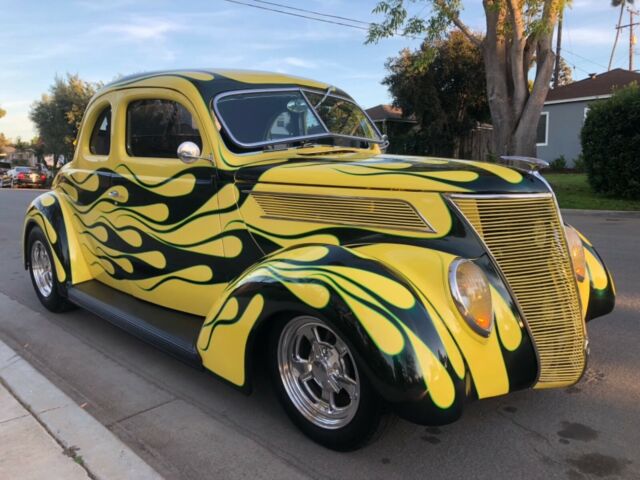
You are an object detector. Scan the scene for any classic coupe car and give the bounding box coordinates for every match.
[23,69,615,450]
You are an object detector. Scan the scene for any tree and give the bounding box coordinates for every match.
[553,56,573,87]
[0,106,7,150]
[383,30,489,156]
[368,0,566,157]
[30,137,46,167]
[29,74,101,172]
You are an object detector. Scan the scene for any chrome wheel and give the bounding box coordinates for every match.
[31,240,53,297]
[278,316,360,429]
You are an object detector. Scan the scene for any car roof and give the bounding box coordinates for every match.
[99,69,352,102]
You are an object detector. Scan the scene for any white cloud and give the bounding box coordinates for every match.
[571,0,614,12]
[98,18,185,41]
[564,27,614,47]
[282,57,318,69]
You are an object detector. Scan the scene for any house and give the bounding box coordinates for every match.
[536,68,640,166]
[0,145,38,166]
[365,104,417,138]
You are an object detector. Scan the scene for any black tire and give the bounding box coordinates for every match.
[268,315,388,451]
[27,226,74,312]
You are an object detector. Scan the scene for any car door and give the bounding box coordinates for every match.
[60,94,117,285]
[103,88,224,316]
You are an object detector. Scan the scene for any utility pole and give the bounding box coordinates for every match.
[630,8,636,71]
[609,3,625,71]
[615,6,639,71]
[553,8,563,88]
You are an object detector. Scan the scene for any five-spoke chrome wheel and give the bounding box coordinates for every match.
[277,316,360,429]
[31,240,53,297]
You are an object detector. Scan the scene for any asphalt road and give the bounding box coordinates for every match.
[1,187,639,480]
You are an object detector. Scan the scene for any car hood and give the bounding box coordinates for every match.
[234,154,550,194]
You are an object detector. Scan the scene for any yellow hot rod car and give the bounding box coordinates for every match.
[23,69,615,450]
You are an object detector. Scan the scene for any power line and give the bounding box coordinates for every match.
[562,49,608,71]
[251,0,371,26]
[220,0,370,31]
[220,0,420,40]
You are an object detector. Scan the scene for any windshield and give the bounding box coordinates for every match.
[214,89,381,149]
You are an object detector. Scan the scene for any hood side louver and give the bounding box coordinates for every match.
[250,191,435,233]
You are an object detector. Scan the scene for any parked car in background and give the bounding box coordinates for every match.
[6,166,47,188]
[22,69,616,450]
[0,162,12,187]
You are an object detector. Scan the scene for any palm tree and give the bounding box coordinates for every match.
[608,0,635,70]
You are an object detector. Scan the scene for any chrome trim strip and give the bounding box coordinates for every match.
[212,87,383,149]
[448,192,553,200]
[250,191,436,233]
[444,194,542,384]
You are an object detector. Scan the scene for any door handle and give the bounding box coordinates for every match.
[108,190,122,199]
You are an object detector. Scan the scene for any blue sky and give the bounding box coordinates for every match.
[0,0,627,140]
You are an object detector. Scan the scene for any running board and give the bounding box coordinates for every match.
[67,281,203,367]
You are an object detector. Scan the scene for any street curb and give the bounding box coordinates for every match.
[0,338,162,480]
[561,208,640,216]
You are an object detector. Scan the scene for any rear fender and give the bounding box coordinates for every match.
[23,191,91,287]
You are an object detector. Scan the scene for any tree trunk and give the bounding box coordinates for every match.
[481,0,558,159]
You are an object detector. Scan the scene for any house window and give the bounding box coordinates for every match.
[126,99,202,158]
[536,112,549,146]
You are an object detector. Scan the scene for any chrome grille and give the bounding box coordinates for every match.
[451,193,585,388]
[251,191,434,232]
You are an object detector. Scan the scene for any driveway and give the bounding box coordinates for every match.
[1,188,639,479]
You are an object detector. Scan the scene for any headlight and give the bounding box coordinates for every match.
[564,225,586,282]
[449,259,493,337]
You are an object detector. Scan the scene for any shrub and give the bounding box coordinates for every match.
[581,83,640,199]
[550,155,567,171]
[573,154,586,173]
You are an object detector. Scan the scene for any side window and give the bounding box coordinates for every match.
[127,99,202,158]
[89,106,111,155]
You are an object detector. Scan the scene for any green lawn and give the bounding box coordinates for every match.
[542,173,640,211]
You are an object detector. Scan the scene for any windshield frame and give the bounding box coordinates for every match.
[211,87,383,150]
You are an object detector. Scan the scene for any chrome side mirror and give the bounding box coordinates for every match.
[177,141,202,164]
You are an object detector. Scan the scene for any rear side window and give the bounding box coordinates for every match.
[126,99,202,158]
[89,106,111,155]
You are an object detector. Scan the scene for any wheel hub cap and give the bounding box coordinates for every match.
[278,317,360,429]
[31,240,53,297]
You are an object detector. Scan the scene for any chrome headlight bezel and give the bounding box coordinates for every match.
[448,258,494,338]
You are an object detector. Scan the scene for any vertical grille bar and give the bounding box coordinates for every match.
[451,194,586,388]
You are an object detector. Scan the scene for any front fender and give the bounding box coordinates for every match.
[570,226,615,321]
[196,243,535,425]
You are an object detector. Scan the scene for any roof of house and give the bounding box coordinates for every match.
[546,68,640,104]
[365,104,417,123]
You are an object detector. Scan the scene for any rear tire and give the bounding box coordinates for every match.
[268,314,386,451]
[27,226,74,312]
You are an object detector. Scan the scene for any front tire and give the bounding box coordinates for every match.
[27,226,73,312]
[268,315,386,451]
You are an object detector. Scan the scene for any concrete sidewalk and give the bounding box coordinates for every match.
[0,380,88,479]
[0,339,161,480]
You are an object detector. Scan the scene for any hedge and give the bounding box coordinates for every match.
[581,83,640,199]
